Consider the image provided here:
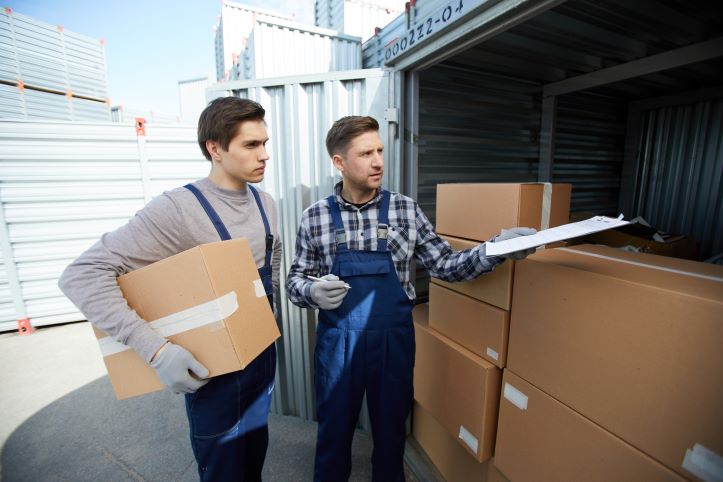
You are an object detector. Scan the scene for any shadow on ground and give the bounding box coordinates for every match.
[2,375,376,481]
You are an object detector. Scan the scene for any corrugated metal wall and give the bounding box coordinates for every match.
[316,0,404,42]
[0,120,206,333]
[208,68,399,420]
[242,18,361,81]
[634,99,723,260]
[553,92,627,214]
[417,65,542,227]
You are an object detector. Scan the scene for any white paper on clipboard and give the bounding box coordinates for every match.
[485,214,630,257]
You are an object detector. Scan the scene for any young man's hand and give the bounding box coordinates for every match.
[494,227,537,260]
[310,274,350,310]
[150,343,210,394]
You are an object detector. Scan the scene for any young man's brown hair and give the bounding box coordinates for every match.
[197,97,266,161]
[325,115,379,158]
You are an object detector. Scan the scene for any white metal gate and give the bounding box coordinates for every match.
[0,120,207,332]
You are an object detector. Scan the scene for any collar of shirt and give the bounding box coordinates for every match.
[333,181,383,211]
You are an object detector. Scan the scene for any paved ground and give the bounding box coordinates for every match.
[0,322,427,481]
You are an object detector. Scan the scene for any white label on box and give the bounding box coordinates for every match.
[486,347,499,360]
[504,382,529,411]
[253,279,266,298]
[682,443,723,482]
[458,425,479,454]
[97,291,239,356]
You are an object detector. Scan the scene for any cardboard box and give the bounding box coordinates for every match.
[495,370,687,482]
[413,305,501,462]
[429,283,509,367]
[577,223,698,260]
[433,235,515,310]
[508,245,723,480]
[95,239,280,399]
[436,183,571,242]
[412,402,494,482]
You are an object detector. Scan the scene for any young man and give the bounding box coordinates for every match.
[286,116,536,482]
[58,97,281,482]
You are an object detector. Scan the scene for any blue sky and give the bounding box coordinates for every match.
[6,0,315,116]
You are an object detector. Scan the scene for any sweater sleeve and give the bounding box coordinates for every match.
[58,194,185,362]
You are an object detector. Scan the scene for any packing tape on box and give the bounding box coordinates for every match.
[486,346,499,361]
[98,291,239,357]
[458,425,479,454]
[558,248,723,283]
[682,443,723,482]
[253,279,267,298]
[541,182,552,230]
[503,382,528,411]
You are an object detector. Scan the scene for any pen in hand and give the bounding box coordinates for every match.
[306,275,352,290]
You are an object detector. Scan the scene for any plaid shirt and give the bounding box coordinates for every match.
[286,182,504,308]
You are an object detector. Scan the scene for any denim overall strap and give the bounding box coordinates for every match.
[184,183,231,241]
[248,185,274,269]
[326,195,349,254]
[376,190,390,252]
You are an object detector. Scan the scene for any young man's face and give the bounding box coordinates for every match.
[208,119,269,185]
[334,130,384,193]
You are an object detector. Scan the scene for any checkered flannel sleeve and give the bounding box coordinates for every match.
[286,207,320,308]
[413,203,504,282]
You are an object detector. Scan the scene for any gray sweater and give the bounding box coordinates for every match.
[58,177,282,362]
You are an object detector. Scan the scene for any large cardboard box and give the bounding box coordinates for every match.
[412,401,508,482]
[436,183,572,242]
[95,239,281,399]
[495,370,687,482]
[508,245,723,480]
[433,235,515,310]
[413,305,501,462]
[429,283,509,367]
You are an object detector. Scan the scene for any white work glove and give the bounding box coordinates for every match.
[310,274,349,310]
[493,227,538,260]
[150,343,210,394]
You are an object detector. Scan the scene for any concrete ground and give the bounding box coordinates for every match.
[0,322,428,482]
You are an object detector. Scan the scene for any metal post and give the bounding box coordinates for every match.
[538,95,557,182]
[0,187,28,329]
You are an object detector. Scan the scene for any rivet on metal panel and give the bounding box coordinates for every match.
[135,118,147,136]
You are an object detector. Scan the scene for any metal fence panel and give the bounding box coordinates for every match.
[0,120,204,331]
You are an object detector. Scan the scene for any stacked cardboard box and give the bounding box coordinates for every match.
[495,245,723,482]
[411,183,571,478]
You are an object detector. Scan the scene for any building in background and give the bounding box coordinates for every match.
[178,76,210,123]
[229,15,360,81]
[0,7,110,121]
[213,1,362,83]
[213,1,292,81]
[315,0,405,42]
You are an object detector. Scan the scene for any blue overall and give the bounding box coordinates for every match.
[314,190,415,482]
[184,183,276,482]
